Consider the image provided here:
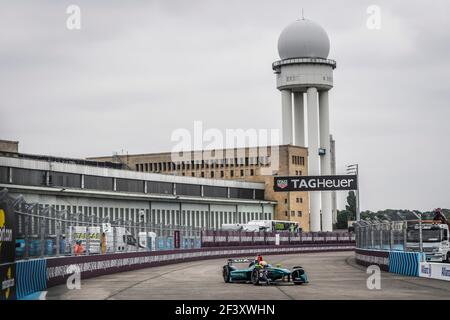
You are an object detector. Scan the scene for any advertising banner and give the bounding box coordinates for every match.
[274,175,358,192]
[0,262,16,300]
[174,230,180,249]
[0,199,16,264]
[419,262,450,281]
[88,226,101,254]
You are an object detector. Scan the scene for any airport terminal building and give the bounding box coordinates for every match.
[0,141,275,233]
[89,145,313,231]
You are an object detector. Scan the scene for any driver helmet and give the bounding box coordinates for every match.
[260,261,268,267]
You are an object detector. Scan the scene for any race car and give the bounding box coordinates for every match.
[222,256,308,285]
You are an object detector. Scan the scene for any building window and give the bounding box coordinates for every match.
[203,185,227,198]
[84,175,114,191]
[291,210,295,216]
[284,211,288,217]
[220,171,224,178]
[116,178,145,193]
[284,198,288,204]
[201,172,205,178]
[229,188,253,199]
[11,168,46,186]
[298,211,302,217]
[176,183,202,196]
[147,181,173,195]
[255,189,264,200]
[250,169,254,176]
[135,164,139,171]
[49,172,82,188]
[191,172,195,177]
[0,167,9,183]
[230,170,234,177]
[145,163,149,172]
[210,171,214,178]
[240,169,244,176]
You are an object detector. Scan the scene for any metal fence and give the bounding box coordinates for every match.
[354,211,448,253]
[355,220,408,251]
[2,189,356,261]
[2,192,203,260]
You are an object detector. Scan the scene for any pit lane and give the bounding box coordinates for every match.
[46,251,450,300]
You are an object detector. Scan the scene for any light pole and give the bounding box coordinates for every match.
[346,164,360,221]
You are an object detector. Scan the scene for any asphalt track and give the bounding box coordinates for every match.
[46,251,450,300]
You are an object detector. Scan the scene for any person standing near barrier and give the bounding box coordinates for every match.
[74,240,84,255]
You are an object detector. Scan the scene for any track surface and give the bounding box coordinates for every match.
[46,251,450,300]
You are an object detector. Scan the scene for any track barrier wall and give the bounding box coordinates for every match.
[355,248,425,277]
[419,262,450,281]
[11,243,354,299]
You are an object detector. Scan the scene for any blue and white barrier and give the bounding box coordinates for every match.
[15,259,47,299]
[388,251,423,277]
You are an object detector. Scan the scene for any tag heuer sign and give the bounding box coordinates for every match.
[274,175,358,192]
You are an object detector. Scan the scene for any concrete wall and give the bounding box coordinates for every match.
[0,140,18,154]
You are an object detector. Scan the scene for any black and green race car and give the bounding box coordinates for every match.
[222,256,308,285]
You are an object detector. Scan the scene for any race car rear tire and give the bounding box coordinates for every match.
[251,269,260,285]
[223,266,231,283]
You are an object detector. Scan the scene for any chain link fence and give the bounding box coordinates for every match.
[9,199,203,260]
[355,211,449,257]
[3,189,356,261]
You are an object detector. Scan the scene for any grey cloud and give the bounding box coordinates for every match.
[0,0,449,211]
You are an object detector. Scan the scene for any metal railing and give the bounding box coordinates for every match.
[354,211,448,253]
[2,189,356,261]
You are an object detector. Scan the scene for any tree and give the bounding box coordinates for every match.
[335,191,358,230]
[336,210,351,229]
[345,191,357,221]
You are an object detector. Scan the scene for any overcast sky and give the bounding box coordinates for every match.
[1,0,449,211]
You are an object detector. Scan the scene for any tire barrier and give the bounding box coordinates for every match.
[10,243,354,299]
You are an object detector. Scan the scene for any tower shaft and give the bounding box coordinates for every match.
[319,90,332,232]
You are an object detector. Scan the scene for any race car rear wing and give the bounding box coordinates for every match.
[227,258,254,265]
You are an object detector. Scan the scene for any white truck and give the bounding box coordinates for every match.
[406,222,450,262]
[221,220,300,233]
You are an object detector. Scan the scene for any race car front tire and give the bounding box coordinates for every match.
[291,269,306,285]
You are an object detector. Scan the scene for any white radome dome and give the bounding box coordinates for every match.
[278,19,330,60]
